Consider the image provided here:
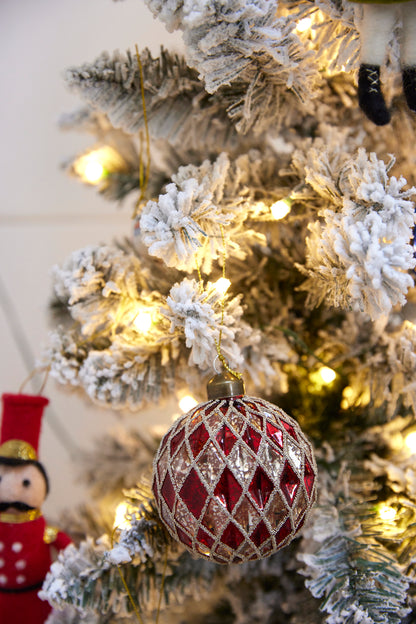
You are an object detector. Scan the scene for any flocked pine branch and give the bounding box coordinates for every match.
[144,0,320,133]
[65,48,244,152]
[299,468,411,624]
[293,138,416,319]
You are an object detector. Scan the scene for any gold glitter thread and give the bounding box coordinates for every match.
[0,509,42,524]
[111,526,145,624]
[213,224,242,381]
[133,45,151,218]
[0,439,37,461]
[44,526,59,544]
[18,365,50,396]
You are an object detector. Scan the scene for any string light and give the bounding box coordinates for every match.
[378,504,397,522]
[133,310,153,334]
[213,277,231,296]
[296,17,313,33]
[113,501,132,530]
[270,198,292,220]
[405,431,416,453]
[73,146,125,185]
[318,366,337,384]
[179,395,198,412]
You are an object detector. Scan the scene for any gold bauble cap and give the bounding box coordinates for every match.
[0,439,38,461]
[207,371,245,400]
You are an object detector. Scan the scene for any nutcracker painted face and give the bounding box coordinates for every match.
[0,461,48,515]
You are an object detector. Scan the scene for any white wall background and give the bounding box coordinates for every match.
[0,0,183,519]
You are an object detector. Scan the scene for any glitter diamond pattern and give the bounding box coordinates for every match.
[286,439,303,472]
[221,522,244,550]
[214,467,243,512]
[249,467,274,509]
[179,469,208,519]
[242,426,262,452]
[216,424,237,455]
[188,423,210,458]
[280,461,300,507]
[304,457,315,497]
[266,422,284,448]
[170,428,185,457]
[154,394,317,564]
[161,473,176,511]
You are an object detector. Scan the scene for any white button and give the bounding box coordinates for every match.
[11,543,22,553]
[15,560,26,570]
[0,575,7,584]
[16,575,25,584]
[0,543,4,552]
[0,558,4,568]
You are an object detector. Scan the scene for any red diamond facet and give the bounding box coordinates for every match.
[188,423,209,458]
[152,478,159,502]
[176,526,192,548]
[280,462,300,506]
[281,420,298,440]
[220,402,230,415]
[248,466,274,509]
[161,473,175,511]
[204,402,219,416]
[260,539,274,556]
[179,468,208,519]
[221,522,244,550]
[170,427,185,456]
[234,400,246,416]
[250,520,270,547]
[214,467,243,512]
[242,426,262,453]
[216,424,237,455]
[275,518,292,546]
[266,422,284,448]
[197,527,214,549]
[304,457,315,497]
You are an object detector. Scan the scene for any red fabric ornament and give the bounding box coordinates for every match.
[153,374,317,564]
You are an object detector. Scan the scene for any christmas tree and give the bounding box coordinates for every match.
[36,0,416,622]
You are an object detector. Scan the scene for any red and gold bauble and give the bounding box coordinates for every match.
[153,372,317,564]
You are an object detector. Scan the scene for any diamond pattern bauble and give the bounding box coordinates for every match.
[153,393,317,564]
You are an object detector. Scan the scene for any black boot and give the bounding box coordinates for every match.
[358,64,391,126]
[403,66,416,112]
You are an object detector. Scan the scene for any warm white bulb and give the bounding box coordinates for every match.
[405,431,416,453]
[270,199,291,220]
[179,395,198,412]
[83,160,105,184]
[378,504,396,521]
[296,17,312,33]
[318,366,336,384]
[214,277,231,296]
[113,501,131,530]
[133,311,152,333]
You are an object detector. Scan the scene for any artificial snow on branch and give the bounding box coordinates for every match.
[294,143,416,319]
[144,0,319,133]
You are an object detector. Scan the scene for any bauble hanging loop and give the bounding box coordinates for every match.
[153,375,317,564]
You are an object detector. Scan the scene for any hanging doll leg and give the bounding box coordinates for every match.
[358,3,398,125]
[401,0,416,111]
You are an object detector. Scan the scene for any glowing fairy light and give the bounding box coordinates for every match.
[270,199,292,220]
[214,277,231,296]
[378,504,397,522]
[179,395,198,412]
[296,17,313,33]
[133,311,153,334]
[113,501,131,530]
[318,366,337,384]
[73,146,125,185]
[405,431,416,453]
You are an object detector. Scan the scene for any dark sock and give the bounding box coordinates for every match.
[358,64,391,126]
[403,66,416,112]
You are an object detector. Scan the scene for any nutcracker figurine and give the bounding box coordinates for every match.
[0,393,71,624]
